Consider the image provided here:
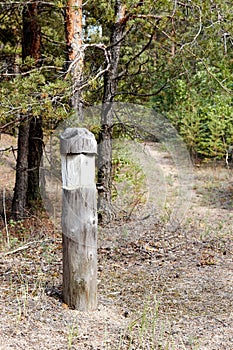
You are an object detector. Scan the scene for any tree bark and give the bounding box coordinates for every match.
[65,0,84,120]
[12,117,30,220]
[61,128,97,311]
[22,2,41,63]
[27,116,43,208]
[25,3,43,211]
[97,1,126,223]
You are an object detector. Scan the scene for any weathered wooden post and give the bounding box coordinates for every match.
[60,128,97,311]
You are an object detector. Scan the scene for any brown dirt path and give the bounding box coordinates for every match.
[0,136,233,349]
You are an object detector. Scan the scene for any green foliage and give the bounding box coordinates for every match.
[0,2,71,133]
[160,64,233,159]
[0,71,71,132]
[1,0,233,162]
[148,1,233,161]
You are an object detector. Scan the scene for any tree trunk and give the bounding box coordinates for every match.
[12,1,42,219]
[22,2,43,210]
[65,0,84,120]
[97,119,114,222]
[27,116,43,208]
[22,2,41,63]
[97,1,126,223]
[12,117,30,220]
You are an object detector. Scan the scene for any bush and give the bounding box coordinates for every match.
[153,64,233,160]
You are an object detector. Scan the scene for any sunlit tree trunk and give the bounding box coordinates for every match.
[65,0,84,120]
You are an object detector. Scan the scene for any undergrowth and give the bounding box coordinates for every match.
[112,139,148,218]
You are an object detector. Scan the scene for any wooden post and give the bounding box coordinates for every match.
[60,128,97,311]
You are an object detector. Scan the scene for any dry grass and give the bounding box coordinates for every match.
[0,135,233,349]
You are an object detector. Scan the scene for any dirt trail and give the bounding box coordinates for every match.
[99,142,233,349]
[0,136,233,349]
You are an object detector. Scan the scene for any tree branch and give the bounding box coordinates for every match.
[0,65,63,78]
[117,30,155,79]
[115,82,168,98]
[65,43,111,91]
[0,116,27,131]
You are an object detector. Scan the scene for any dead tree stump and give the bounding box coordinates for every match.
[60,128,97,311]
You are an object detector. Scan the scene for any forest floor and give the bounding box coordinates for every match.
[0,134,233,350]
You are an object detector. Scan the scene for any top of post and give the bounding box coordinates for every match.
[60,127,97,155]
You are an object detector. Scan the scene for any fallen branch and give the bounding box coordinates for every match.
[0,239,51,257]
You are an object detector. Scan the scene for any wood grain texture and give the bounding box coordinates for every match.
[61,128,97,311]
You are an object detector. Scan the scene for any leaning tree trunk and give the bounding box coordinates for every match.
[97,1,126,223]
[12,1,42,219]
[65,0,84,120]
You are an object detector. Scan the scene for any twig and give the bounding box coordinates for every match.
[1,243,32,257]
[0,146,18,161]
[0,65,63,78]
[0,115,27,131]
[125,193,146,221]
[213,317,228,327]
[0,239,50,257]
[179,3,203,50]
